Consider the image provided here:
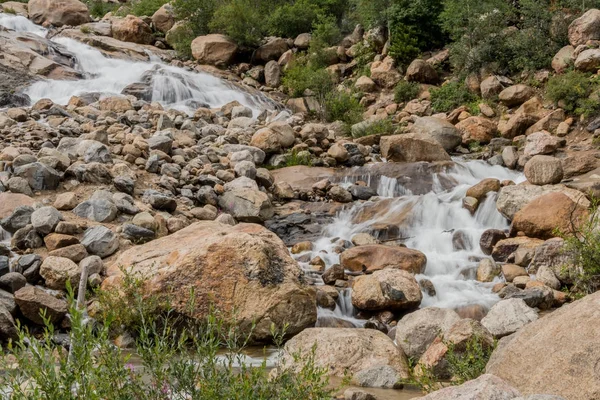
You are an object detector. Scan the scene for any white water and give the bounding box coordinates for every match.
[297,160,525,323]
[0,13,273,115]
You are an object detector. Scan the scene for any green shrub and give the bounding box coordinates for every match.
[430,81,478,113]
[268,0,322,38]
[324,90,364,125]
[2,6,15,13]
[282,57,335,98]
[172,0,218,36]
[352,41,376,77]
[1,278,339,400]
[546,71,600,117]
[286,149,313,167]
[80,25,91,34]
[209,0,265,47]
[83,0,120,18]
[128,0,168,16]
[445,335,496,385]
[352,118,395,138]
[167,22,195,59]
[394,80,421,103]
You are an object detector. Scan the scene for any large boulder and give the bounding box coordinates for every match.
[481,298,538,338]
[28,0,91,27]
[456,117,497,144]
[151,3,175,33]
[523,131,563,157]
[395,307,461,359]
[250,123,295,154]
[420,374,521,400]
[253,38,289,63]
[487,290,600,400]
[405,59,438,84]
[496,184,589,220]
[104,222,316,341]
[112,15,153,45]
[370,56,402,88]
[191,34,238,66]
[281,328,409,387]
[524,155,563,185]
[218,188,274,223]
[568,9,600,46]
[351,269,422,311]
[380,133,451,162]
[552,45,575,73]
[511,192,589,239]
[574,48,600,72]
[339,244,427,274]
[14,286,68,325]
[499,85,535,108]
[412,117,462,151]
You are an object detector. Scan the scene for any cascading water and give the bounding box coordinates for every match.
[0,13,275,115]
[294,160,525,325]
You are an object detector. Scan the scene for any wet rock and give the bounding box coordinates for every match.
[344,388,377,400]
[466,178,501,201]
[480,229,507,255]
[352,269,422,311]
[322,264,345,285]
[340,244,427,274]
[15,286,68,325]
[477,258,501,282]
[395,307,461,359]
[481,298,538,338]
[81,226,119,258]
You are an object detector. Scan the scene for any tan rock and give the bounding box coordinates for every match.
[456,117,497,144]
[28,0,90,27]
[498,85,535,108]
[15,286,67,325]
[191,34,238,66]
[352,269,422,311]
[370,56,401,88]
[466,178,501,201]
[501,264,528,283]
[112,15,153,45]
[40,256,81,290]
[0,193,34,219]
[151,3,174,33]
[568,9,600,46]
[380,133,450,162]
[524,155,563,185]
[339,244,427,274]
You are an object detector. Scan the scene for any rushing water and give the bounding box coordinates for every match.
[294,160,525,325]
[0,13,274,115]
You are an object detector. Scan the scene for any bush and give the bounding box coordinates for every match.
[430,81,478,113]
[282,57,335,98]
[352,118,395,138]
[546,71,600,117]
[83,0,120,18]
[445,335,496,385]
[352,41,377,77]
[209,0,265,47]
[1,279,338,399]
[324,90,364,125]
[285,149,313,167]
[128,0,169,16]
[268,0,322,38]
[172,0,218,36]
[394,80,421,103]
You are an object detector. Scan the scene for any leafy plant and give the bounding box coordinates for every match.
[394,80,421,103]
[282,56,335,98]
[445,335,496,385]
[352,41,377,77]
[468,141,482,152]
[2,6,15,13]
[546,71,600,117]
[128,0,169,16]
[83,0,120,18]
[285,149,313,167]
[402,357,441,394]
[268,0,322,38]
[324,90,364,125]
[430,81,478,113]
[79,25,91,34]
[352,118,394,138]
[209,0,265,47]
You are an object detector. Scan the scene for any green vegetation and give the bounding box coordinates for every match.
[468,141,483,153]
[352,118,394,138]
[0,276,337,400]
[82,0,120,18]
[324,90,363,125]
[80,25,91,34]
[430,81,478,113]
[285,149,313,167]
[559,197,600,295]
[128,0,168,16]
[2,6,15,13]
[445,335,496,385]
[394,80,421,103]
[546,71,600,117]
[282,57,335,98]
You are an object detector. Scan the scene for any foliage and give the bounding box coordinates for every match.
[172,0,218,37]
[430,81,478,113]
[558,196,600,295]
[268,0,323,38]
[445,335,496,385]
[352,42,377,77]
[167,22,195,59]
[128,0,169,16]
[546,71,600,117]
[208,0,264,47]
[79,25,91,34]
[285,149,313,167]
[83,0,120,18]
[468,141,483,153]
[394,80,421,103]
[324,90,364,125]
[402,357,441,394]
[1,6,15,13]
[1,276,338,399]
[282,56,335,98]
[352,118,394,138]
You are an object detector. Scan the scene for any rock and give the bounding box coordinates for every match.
[412,117,462,152]
[352,269,422,311]
[351,233,378,246]
[80,226,119,258]
[143,190,177,212]
[151,3,174,33]
[0,273,26,294]
[496,184,589,220]
[218,188,274,223]
[80,255,103,276]
[122,224,155,242]
[11,225,43,250]
[28,0,91,27]
[282,328,409,386]
[487,290,600,400]
[40,256,81,290]
[191,34,238,66]
[499,85,535,108]
[104,222,316,341]
[14,162,61,191]
[370,56,402,88]
[44,233,78,251]
[574,48,600,72]
[328,186,352,203]
[294,33,311,49]
[0,305,17,340]
[15,286,67,325]
[456,117,497,144]
[254,38,289,63]
[30,206,62,235]
[523,132,563,157]
[354,365,403,389]
[54,192,78,210]
[322,264,344,285]
[406,59,438,84]
[466,179,501,201]
[355,76,377,92]
[49,244,88,263]
[73,199,118,223]
[380,133,450,162]
[481,298,538,338]
[552,46,575,73]
[349,185,377,200]
[511,192,588,239]
[419,374,521,400]
[264,60,281,87]
[327,143,350,163]
[568,9,600,46]
[112,15,153,45]
[340,244,427,274]
[536,265,561,290]
[492,237,544,263]
[344,388,377,400]
[0,206,34,233]
[395,307,461,359]
[505,286,554,310]
[480,76,504,99]
[477,258,501,282]
[250,125,295,154]
[501,264,528,282]
[480,229,508,255]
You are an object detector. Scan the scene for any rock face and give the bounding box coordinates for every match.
[282,328,409,386]
[351,269,421,311]
[395,307,461,359]
[412,117,462,151]
[191,34,238,66]
[152,3,175,33]
[380,133,451,162]
[481,298,538,338]
[112,15,154,45]
[524,156,563,185]
[511,192,589,239]
[339,245,427,274]
[28,0,91,27]
[104,222,316,341]
[487,291,600,400]
[569,9,600,46]
[420,374,521,400]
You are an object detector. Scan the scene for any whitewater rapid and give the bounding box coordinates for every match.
[0,13,273,115]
